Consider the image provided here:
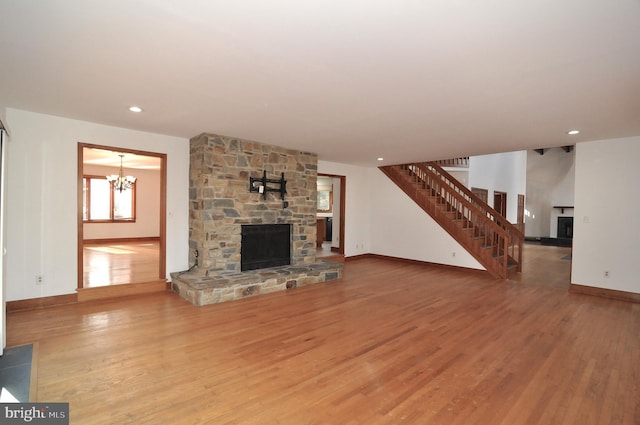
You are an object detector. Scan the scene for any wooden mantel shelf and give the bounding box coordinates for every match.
[553,206,574,213]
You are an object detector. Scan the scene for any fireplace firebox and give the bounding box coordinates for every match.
[557,217,573,239]
[241,224,291,271]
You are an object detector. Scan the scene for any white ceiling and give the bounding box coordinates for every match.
[83,147,161,170]
[1,0,639,167]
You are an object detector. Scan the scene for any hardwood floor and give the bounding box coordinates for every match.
[316,241,334,258]
[83,241,160,287]
[316,241,344,263]
[7,245,639,424]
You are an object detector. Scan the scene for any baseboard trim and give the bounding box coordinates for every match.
[346,253,490,276]
[7,281,170,310]
[569,283,640,304]
[83,236,160,245]
[7,294,78,312]
[345,254,370,262]
[77,280,168,302]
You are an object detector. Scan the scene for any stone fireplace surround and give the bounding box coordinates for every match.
[171,133,342,306]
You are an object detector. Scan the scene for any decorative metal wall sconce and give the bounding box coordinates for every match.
[249,171,288,207]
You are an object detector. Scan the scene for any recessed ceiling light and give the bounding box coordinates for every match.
[567,130,580,135]
[129,106,143,113]
[377,157,384,161]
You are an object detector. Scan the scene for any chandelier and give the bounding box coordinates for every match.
[106,154,137,192]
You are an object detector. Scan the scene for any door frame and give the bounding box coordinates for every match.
[0,129,6,354]
[77,143,167,289]
[318,173,345,255]
[517,194,525,233]
[493,191,507,218]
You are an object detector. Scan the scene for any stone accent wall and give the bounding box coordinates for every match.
[189,133,318,276]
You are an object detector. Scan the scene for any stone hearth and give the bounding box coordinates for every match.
[172,263,341,307]
[171,133,342,306]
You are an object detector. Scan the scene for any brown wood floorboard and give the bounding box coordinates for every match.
[83,241,160,287]
[7,244,640,424]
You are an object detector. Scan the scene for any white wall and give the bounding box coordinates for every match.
[525,148,575,238]
[5,109,189,301]
[83,164,161,239]
[469,151,527,223]
[572,137,640,295]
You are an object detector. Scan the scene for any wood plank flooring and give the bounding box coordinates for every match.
[7,244,640,424]
[83,241,160,287]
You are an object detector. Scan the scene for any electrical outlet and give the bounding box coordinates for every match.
[36,275,44,285]
[603,270,610,278]
[452,252,456,257]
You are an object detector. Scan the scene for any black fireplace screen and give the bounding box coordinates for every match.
[557,217,574,239]
[241,224,291,271]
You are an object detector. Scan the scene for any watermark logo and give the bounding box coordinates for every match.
[1,403,69,424]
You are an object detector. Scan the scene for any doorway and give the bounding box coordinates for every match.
[493,191,507,217]
[317,173,346,259]
[77,143,167,291]
[517,194,525,233]
[471,187,488,204]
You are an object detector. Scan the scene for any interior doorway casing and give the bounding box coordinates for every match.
[77,143,167,289]
[517,194,525,233]
[318,173,346,256]
[0,129,6,354]
[494,191,507,218]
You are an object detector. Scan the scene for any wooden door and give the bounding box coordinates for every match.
[494,191,507,218]
[471,187,488,204]
[517,194,525,233]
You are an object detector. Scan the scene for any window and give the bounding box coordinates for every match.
[317,190,332,213]
[83,175,136,222]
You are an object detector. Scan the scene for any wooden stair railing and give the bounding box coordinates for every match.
[379,162,523,279]
[424,162,524,270]
[432,157,469,168]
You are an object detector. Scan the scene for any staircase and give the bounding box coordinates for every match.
[380,162,523,279]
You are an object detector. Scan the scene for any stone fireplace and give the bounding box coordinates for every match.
[171,133,342,306]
